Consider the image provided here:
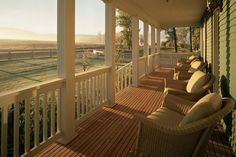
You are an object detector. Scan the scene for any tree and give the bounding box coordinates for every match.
[82,49,89,71]
[176,27,189,50]
[190,27,193,52]
[173,27,178,52]
[163,28,176,51]
[192,27,200,51]
[116,10,132,50]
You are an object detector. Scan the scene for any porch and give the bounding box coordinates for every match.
[35,84,233,157]
[1,0,236,156]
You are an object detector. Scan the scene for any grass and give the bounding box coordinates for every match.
[0,57,105,93]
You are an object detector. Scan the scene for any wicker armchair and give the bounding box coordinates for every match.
[165,71,215,101]
[176,55,199,68]
[132,94,235,157]
[174,60,207,80]
[177,55,198,65]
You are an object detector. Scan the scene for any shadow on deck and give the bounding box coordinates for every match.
[36,68,234,157]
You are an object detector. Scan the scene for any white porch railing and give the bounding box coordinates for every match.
[147,53,160,73]
[0,79,63,157]
[159,52,197,68]
[115,63,132,93]
[75,66,110,122]
[138,56,147,78]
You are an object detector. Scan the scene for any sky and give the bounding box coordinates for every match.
[0,0,166,42]
[0,0,105,35]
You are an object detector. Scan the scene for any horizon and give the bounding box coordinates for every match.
[0,0,105,40]
[0,0,167,42]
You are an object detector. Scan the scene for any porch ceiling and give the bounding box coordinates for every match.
[114,0,207,28]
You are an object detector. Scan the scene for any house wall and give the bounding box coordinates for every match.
[206,17,213,71]
[219,0,236,153]
[202,0,236,153]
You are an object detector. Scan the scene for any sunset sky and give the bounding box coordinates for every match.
[0,0,166,42]
[0,0,105,35]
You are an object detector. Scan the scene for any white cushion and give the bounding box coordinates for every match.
[188,61,202,73]
[189,55,196,60]
[147,107,184,126]
[179,93,222,126]
[186,71,208,93]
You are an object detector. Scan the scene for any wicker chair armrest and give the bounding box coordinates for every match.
[177,71,193,80]
[174,66,189,73]
[163,94,195,115]
[134,114,204,157]
[164,78,188,90]
[164,87,206,101]
[164,87,187,95]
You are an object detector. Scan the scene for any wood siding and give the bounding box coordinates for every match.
[219,0,236,154]
[206,17,213,67]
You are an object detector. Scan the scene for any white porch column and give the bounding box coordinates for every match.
[156,28,161,68]
[57,0,76,144]
[156,28,160,53]
[150,26,155,71]
[132,16,139,87]
[143,22,149,75]
[212,11,220,93]
[104,1,116,106]
[151,26,155,54]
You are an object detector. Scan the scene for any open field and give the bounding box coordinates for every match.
[0,57,105,93]
[0,39,104,51]
[0,39,107,93]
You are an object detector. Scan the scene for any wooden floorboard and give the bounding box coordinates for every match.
[36,68,234,157]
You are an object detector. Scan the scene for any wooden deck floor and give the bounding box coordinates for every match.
[37,68,234,157]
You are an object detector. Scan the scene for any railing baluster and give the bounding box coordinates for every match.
[43,94,48,141]
[91,77,95,109]
[57,89,61,132]
[105,73,107,101]
[99,74,102,103]
[130,64,132,85]
[117,71,120,92]
[77,82,81,119]
[81,81,85,115]
[96,76,99,106]
[102,74,105,102]
[89,78,93,110]
[125,67,128,88]
[94,76,97,107]
[121,69,124,90]
[86,80,89,112]
[1,106,8,157]
[51,91,56,136]
[14,99,19,157]
[35,95,40,147]
[25,97,31,153]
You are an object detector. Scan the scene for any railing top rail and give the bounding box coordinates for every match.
[0,46,105,53]
[116,62,132,72]
[139,56,147,61]
[148,53,160,57]
[75,66,110,81]
[159,52,198,55]
[0,48,57,52]
[0,78,64,107]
